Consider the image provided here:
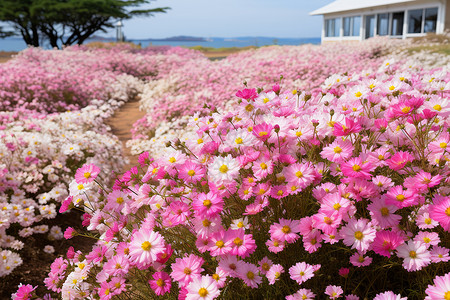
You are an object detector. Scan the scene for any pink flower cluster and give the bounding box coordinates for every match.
[41,53,450,298]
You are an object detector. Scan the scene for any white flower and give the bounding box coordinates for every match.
[208,155,240,185]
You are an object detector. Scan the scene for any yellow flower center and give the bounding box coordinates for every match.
[169,157,176,163]
[237,221,244,228]
[263,97,270,103]
[409,251,417,258]
[295,171,303,178]
[401,107,411,113]
[300,271,305,276]
[104,289,110,295]
[273,241,279,247]
[380,207,390,216]
[203,199,212,208]
[260,163,267,170]
[245,104,254,112]
[259,131,268,137]
[235,137,243,144]
[354,231,363,240]
[219,165,228,173]
[369,83,375,89]
[334,146,342,154]
[425,218,432,224]
[440,142,447,149]
[355,91,362,98]
[433,104,442,111]
[396,194,405,202]
[202,219,211,227]
[156,278,164,287]
[275,272,281,279]
[83,172,91,179]
[389,85,395,91]
[234,237,243,246]
[188,170,196,176]
[277,190,283,196]
[423,237,431,243]
[296,131,303,137]
[184,268,192,275]
[197,138,203,144]
[310,238,317,245]
[198,288,208,297]
[445,207,450,217]
[212,274,220,281]
[352,165,361,171]
[247,271,255,280]
[215,240,224,248]
[77,184,84,190]
[358,256,365,263]
[282,225,291,234]
[116,197,124,204]
[324,217,332,224]
[141,241,152,251]
[333,203,341,210]
[444,291,450,300]
[262,263,270,271]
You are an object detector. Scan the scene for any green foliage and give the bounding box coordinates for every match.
[0,0,169,48]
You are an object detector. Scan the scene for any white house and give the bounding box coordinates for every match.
[310,0,450,42]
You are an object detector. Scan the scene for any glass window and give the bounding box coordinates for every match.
[343,17,351,36]
[408,9,423,33]
[352,16,361,36]
[365,15,376,39]
[334,18,341,37]
[391,12,404,36]
[377,13,389,36]
[424,7,438,33]
[325,19,333,37]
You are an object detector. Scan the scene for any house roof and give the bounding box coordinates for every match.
[310,0,417,15]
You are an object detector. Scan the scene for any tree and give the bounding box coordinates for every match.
[0,0,169,48]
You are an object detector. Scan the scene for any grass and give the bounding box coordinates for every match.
[404,43,450,55]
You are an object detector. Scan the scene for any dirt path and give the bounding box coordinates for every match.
[105,97,146,172]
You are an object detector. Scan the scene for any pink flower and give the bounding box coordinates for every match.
[269,219,301,244]
[349,252,372,267]
[186,275,220,300]
[229,228,257,258]
[325,285,343,299]
[429,195,450,231]
[252,122,273,142]
[192,192,224,218]
[266,264,284,285]
[236,88,258,101]
[371,230,404,257]
[385,185,417,208]
[284,162,315,189]
[340,157,374,180]
[367,197,401,229]
[128,229,165,269]
[179,161,205,184]
[430,246,450,263]
[171,254,204,286]
[424,272,450,300]
[333,117,361,136]
[75,163,100,184]
[149,271,172,296]
[321,139,354,163]
[12,284,36,300]
[403,170,441,192]
[373,291,407,300]
[63,227,76,239]
[289,261,315,285]
[396,240,431,271]
[385,151,414,171]
[286,289,316,300]
[239,263,262,288]
[339,218,376,252]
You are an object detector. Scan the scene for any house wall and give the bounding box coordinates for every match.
[320,0,446,42]
[445,0,450,30]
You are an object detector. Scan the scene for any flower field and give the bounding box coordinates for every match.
[2,37,450,299]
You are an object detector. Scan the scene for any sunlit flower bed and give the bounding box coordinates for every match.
[131,37,403,143]
[31,53,450,299]
[0,45,202,113]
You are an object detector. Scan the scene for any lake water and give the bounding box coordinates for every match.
[0,36,321,52]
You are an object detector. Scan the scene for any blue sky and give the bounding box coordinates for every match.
[111,0,332,39]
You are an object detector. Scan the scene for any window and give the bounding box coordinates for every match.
[408,9,423,33]
[424,7,438,33]
[377,13,389,36]
[391,12,404,36]
[365,15,376,39]
[343,16,361,36]
[325,18,341,37]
